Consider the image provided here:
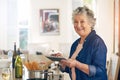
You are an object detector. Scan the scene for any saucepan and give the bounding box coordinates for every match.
[27,70,48,80]
[27,70,54,80]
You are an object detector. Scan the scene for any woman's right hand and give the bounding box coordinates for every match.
[51,52,63,57]
[51,53,67,68]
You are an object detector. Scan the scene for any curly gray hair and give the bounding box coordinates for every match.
[72,6,96,30]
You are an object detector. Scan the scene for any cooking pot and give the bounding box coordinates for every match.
[27,70,48,80]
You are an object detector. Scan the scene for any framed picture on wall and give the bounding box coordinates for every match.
[39,9,60,35]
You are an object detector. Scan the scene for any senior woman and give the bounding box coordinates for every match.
[56,6,108,80]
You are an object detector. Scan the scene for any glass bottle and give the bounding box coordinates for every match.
[12,42,17,69]
[15,48,23,78]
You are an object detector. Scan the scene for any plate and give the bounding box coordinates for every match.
[46,56,66,61]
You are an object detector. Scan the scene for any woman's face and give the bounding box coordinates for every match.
[73,14,92,38]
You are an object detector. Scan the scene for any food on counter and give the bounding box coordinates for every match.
[24,61,48,71]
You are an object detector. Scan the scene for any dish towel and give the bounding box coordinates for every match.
[71,43,83,80]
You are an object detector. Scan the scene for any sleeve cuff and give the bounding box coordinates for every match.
[59,65,65,72]
[89,65,96,77]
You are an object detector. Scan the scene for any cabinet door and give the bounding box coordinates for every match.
[114,0,120,55]
[118,0,120,79]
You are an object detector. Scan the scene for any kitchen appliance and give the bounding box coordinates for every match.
[48,61,64,80]
[48,73,64,80]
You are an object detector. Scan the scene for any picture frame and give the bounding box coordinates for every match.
[39,9,60,35]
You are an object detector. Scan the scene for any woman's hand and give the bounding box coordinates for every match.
[61,59,77,68]
[51,52,63,57]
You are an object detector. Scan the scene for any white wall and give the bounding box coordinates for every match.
[29,0,73,51]
[0,0,18,50]
[7,0,18,50]
[0,0,8,49]
[96,0,114,60]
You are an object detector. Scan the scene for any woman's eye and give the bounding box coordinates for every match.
[74,21,78,24]
[80,20,84,23]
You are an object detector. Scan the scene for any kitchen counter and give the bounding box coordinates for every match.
[7,65,66,80]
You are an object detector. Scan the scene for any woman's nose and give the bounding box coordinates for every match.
[77,22,81,27]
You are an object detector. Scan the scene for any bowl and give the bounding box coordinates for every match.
[0,59,11,68]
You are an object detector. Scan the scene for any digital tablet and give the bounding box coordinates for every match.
[46,56,66,61]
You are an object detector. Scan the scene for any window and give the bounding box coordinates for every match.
[17,0,30,50]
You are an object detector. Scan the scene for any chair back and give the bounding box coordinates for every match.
[108,53,120,80]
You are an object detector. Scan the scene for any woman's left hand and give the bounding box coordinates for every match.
[61,59,77,68]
